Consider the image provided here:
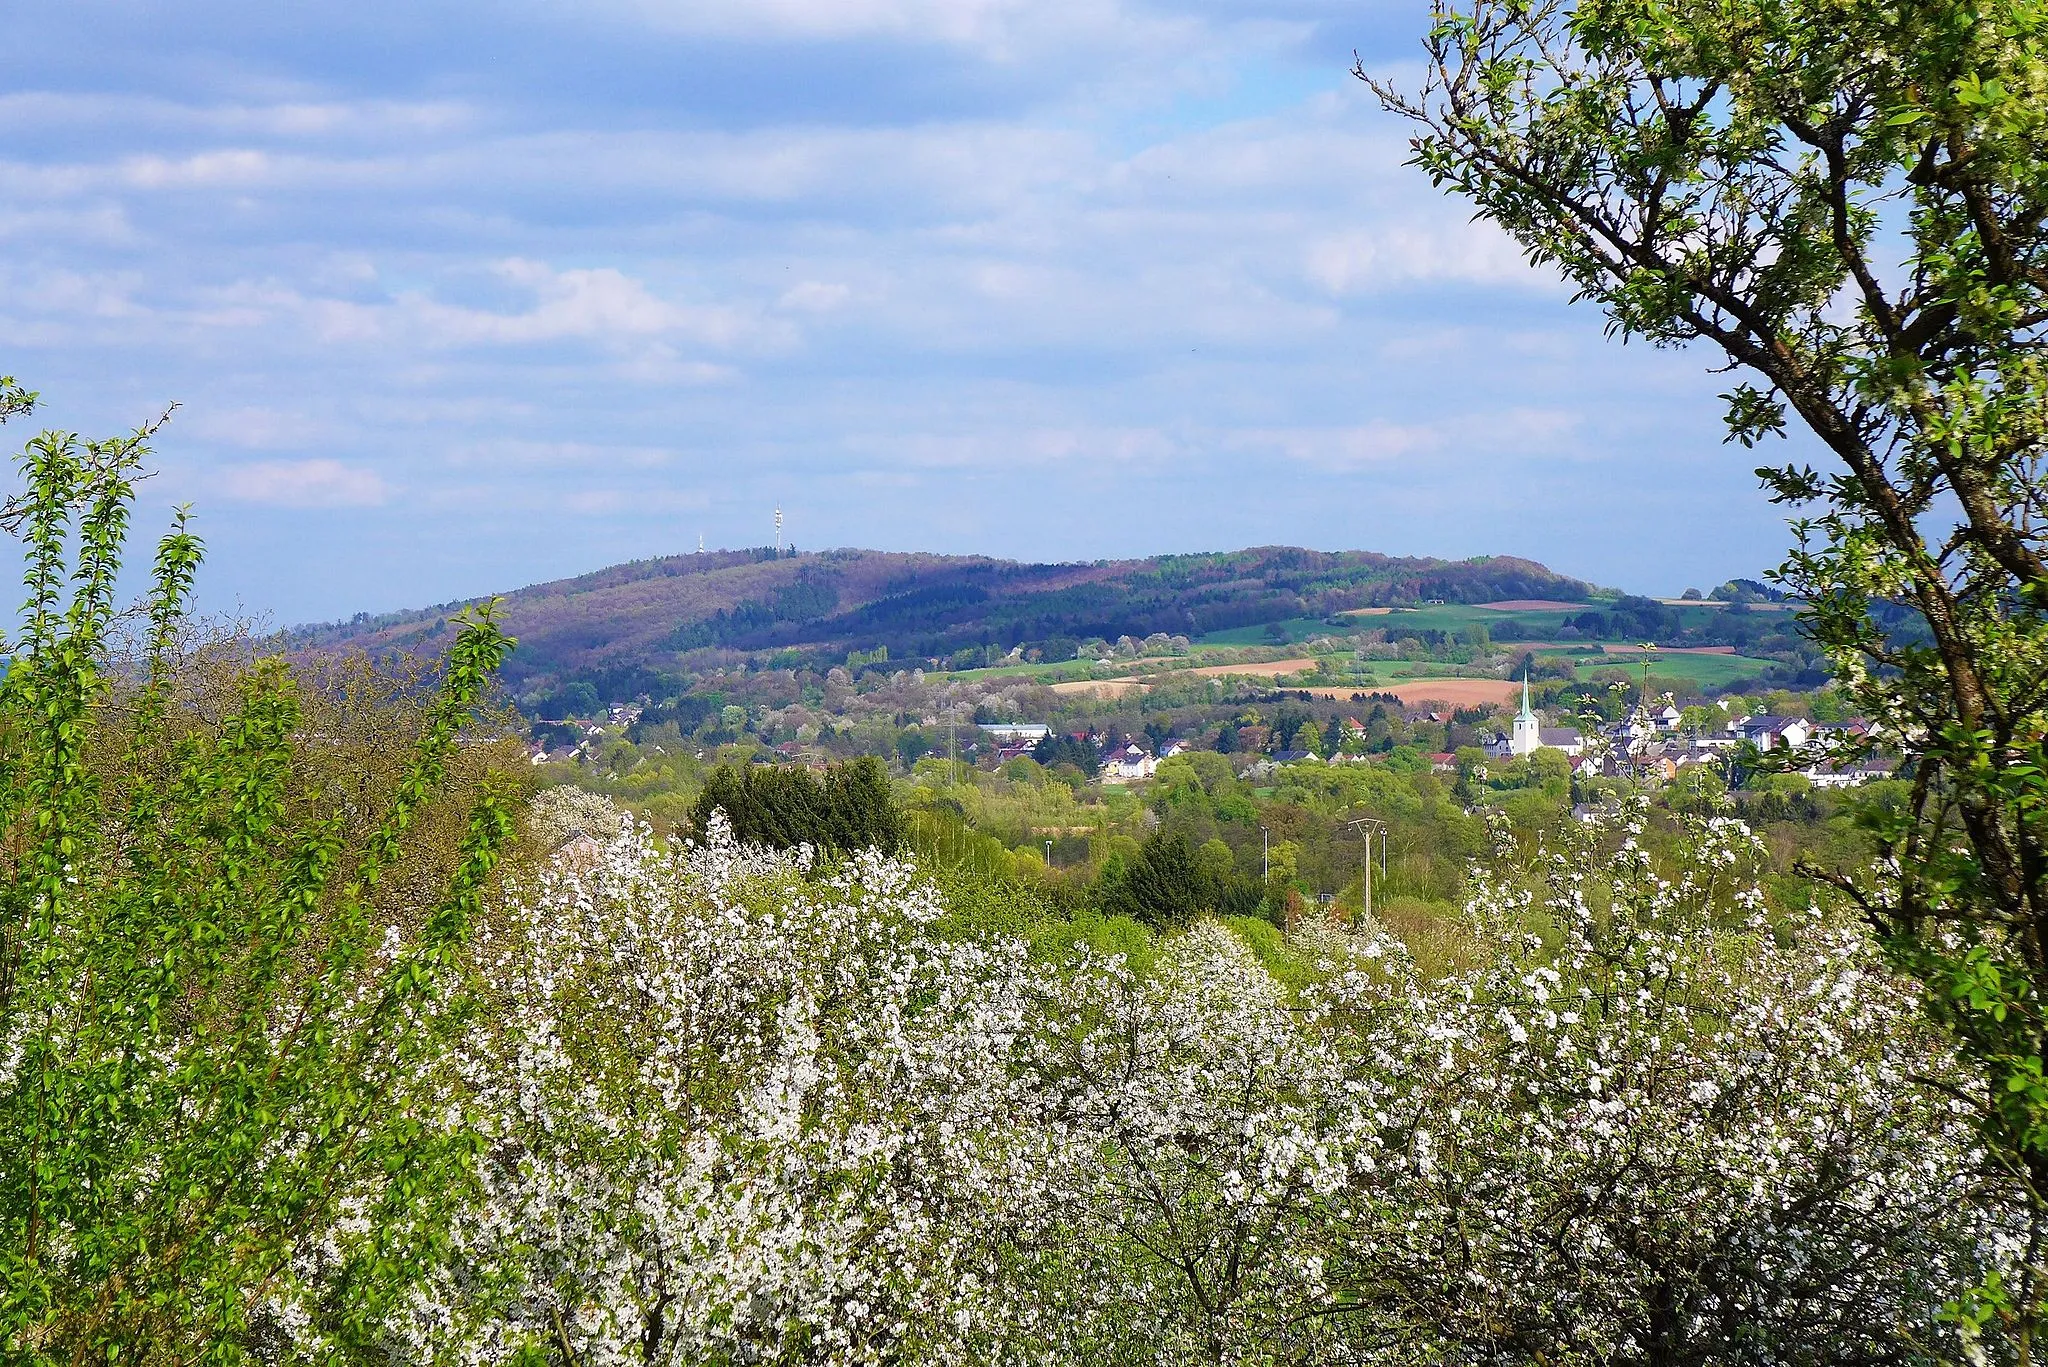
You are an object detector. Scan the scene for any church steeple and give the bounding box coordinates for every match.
[1511,668,1541,756]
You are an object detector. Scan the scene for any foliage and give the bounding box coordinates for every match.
[0,384,517,1359]
[690,755,902,856]
[400,817,1040,1364]
[524,784,628,851]
[1368,0,2048,1337]
[386,801,2009,1364]
[1100,830,1215,927]
[1330,809,2014,1364]
[1030,731,1101,777]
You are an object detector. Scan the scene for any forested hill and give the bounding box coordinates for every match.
[286,545,1592,697]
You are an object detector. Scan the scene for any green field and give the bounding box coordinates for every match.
[1527,647,1772,690]
[1198,617,1340,646]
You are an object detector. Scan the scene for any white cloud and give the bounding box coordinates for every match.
[1233,421,1442,469]
[862,425,1180,469]
[778,280,851,312]
[1235,409,1583,470]
[183,406,327,450]
[215,459,388,508]
[401,259,782,351]
[1306,219,1553,294]
[612,0,1195,60]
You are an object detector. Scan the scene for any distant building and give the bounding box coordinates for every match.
[1502,673,1581,757]
[1733,715,1811,750]
[1103,744,1158,782]
[979,723,1051,744]
[1804,756,1899,788]
[1510,675,1542,757]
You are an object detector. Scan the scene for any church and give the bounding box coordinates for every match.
[1492,673,1585,758]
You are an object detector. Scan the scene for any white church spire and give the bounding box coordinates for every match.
[1511,668,1541,757]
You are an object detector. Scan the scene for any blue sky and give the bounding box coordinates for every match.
[0,0,1801,625]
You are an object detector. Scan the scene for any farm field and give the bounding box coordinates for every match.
[1524,646,1773,690]
[1291,678,1524,708]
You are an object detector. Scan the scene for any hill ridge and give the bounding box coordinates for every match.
[286,545,1595,702]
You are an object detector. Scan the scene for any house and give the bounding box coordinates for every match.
[1271,749,1316,765]
[1102,744,1158,782]
[1630,753,1679,782]
[1160,738,1193,759]
[1733,714,1811,750]
[1537,727,1585,756]
[1804,756,1900,788]
[1426,751,1458,773]
[1656,704,1683,731]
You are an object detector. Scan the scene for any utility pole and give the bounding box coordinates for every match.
[1346,817,1385,923]
[1259,824,1270,884]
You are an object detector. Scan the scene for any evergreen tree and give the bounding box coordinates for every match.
[1103,831,1213,927]
[691,755,902,856]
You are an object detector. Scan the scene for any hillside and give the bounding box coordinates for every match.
[287,545,1594,703]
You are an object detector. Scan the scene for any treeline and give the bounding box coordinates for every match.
[689,755,902,855]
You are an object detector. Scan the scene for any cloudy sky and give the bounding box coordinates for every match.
[0,0,1801,625]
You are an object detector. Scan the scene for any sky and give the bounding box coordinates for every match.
[0,0,1804,626]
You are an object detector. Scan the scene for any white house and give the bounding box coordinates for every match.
[1103,744,1158,782]
[1732,714,1811,750]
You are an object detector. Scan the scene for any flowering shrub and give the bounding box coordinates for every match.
[1014,917,1402,1364]
[1329,810,2020,1365]
[404,815,1043,1365]
[400,802,2015,1365]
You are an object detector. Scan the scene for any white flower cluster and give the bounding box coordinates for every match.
[383,805,2019,1365]
[1329,807,2021,1364]
[396,813,1040,1365]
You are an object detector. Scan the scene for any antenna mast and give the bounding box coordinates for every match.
[774,508,783,554]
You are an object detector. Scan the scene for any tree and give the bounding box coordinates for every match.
[526,784,628,850]
[1366,0,2048,1334]
[406,820,1034,1363]
[1330,811,2013,1364]
[1032,732,1102,778]
[0,380,517,1356]
[1103,831,1214,927]
[690,755,903,857]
